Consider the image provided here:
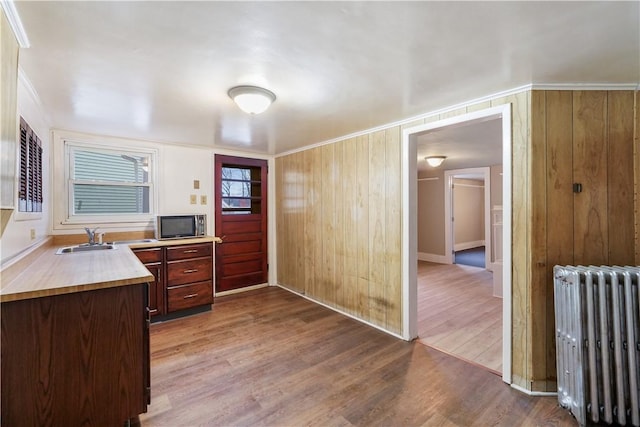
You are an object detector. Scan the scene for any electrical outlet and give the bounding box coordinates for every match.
[193,180,200,190]
[30,228,36,240]
[200,195,207,205]
[190,194,197,204]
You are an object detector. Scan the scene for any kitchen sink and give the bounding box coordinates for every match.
[56,244,116,254]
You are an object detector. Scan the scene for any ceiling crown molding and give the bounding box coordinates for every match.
[531,83,639,91]
[0,0,30,48]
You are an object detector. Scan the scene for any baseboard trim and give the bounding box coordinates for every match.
[275,283,406,341]
[417,252,448,264]
[215,282,268,297]
[510,383,558,397]
[454,240,485,252]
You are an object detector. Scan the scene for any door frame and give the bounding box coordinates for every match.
[444,167,491,269]
[401,104,512,384]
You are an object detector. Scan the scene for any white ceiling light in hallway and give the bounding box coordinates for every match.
[425,156,446,167]
[228,86,276,114]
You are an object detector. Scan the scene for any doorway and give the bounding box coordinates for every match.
[401,104,512,384]
[445,167,491,269]
[214,155,268,294]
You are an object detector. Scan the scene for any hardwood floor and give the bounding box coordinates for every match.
[416,261,502,374]
[140,286,575,426]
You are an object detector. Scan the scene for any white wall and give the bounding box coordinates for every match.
[158,144,214,231]
[417,170,446,259]
[1,75,51,264]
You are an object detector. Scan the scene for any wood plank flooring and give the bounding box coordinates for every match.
[416,261,502,374]
[140,286,575,426]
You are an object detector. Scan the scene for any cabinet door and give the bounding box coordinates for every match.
[0,11,19,209]
[144,262,164,317]
[132,247,165,317]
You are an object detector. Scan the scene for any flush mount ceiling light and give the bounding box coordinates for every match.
[425,156,446,167]
[228,85,276,114]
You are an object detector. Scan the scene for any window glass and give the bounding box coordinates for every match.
[68,145,153,217]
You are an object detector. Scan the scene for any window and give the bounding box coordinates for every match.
[18,117,43,213]
[220,165,262,214]
[66,143,154,220]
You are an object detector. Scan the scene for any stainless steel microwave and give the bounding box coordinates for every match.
[156,214,207,240]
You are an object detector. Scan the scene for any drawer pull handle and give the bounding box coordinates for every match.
[183,250,198,254]
[183,293,198,299]
[183,269,198,274]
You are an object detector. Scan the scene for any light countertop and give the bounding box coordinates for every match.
[0,236,220,303]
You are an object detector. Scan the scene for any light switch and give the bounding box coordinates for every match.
[190,194,197,204]
[200,195,207,205]
[193,180,200,190]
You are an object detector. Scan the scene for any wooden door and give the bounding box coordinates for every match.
[214,155,268,293]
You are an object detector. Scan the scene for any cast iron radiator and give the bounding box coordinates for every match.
[554,265,640,426]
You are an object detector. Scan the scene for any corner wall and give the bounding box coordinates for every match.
[275,91,532,386]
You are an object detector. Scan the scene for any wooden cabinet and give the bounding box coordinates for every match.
[133,247,165,317]
[1,284,150,425]
[1,9,19,210]
[166,242,213,313]
[133,241,213,318]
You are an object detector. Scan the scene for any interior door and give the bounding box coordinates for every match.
[214,155,268,293]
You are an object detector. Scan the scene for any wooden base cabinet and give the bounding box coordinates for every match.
[133,241,214,318]
[132,247,165,317]
[0,284,150,426]
[166,243,213,312]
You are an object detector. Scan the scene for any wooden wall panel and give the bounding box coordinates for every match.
[542,90,574,386]
[573,91,608,265]
[275,129,403,335]
[342,137,359,317]
[275,157,285,286]
[368,130,387,326]
[295,152,307,292]
[321,144,336,304]
[545,91,575,268]
[607,91,635,265]
[334,140,345,309]
[356,135,370,319]
[385,127,402,332]
[529,90,549,388]
[312,148,323,299]
[302,149,315,295]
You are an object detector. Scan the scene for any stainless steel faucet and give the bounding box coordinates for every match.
[84,227,99,245]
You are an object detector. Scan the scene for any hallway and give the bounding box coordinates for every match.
[417,261,502,374]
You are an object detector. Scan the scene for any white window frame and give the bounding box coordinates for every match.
[62,139,158,225]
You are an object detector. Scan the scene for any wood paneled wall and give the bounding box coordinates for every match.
[529,90,638,391]
[275,89,638,393]
[276,128,403,334]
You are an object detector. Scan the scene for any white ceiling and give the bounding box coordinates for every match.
[11,1,640,156]
[416,117,502,172]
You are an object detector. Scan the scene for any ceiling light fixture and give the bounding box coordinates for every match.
[425,156,446,167]
[228,85,276,114]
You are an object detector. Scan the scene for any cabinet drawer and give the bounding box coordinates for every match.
[132,247,163,263]
[167,280,213,312]
[167,258,212,286]
[166,243,212,261]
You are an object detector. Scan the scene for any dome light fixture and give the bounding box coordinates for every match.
[425,156,446,167]
[228,85,276,114]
